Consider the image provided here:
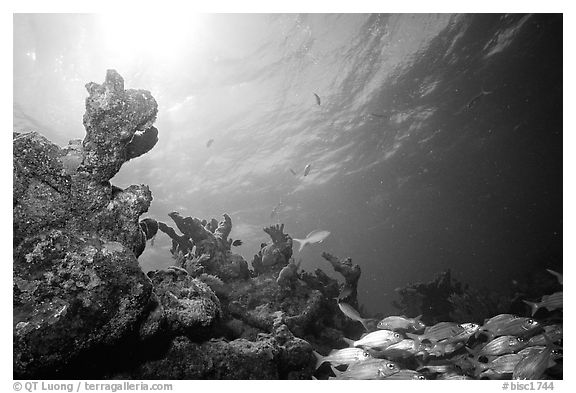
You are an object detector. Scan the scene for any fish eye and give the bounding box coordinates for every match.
[394,333,401,338]
[417,375,425,380]
[516,337,525,342]
[387,363,396,369]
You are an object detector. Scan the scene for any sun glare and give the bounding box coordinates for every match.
[97,13,202,67]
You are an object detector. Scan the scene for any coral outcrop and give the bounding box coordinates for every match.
[13,70,162,378]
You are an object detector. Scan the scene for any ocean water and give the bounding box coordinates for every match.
[13,13,562,316]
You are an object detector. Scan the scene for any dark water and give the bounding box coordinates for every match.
[13,14,562,316]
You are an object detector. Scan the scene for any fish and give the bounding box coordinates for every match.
[206,138,214,148]
[382,369,426,380]
[231,239,243,247]
[343,329,403,349]
[292,229,330,252]
[313,93,321,106]
[377,315,425,332]
[303,163,312,176]
[472,354,523,378]
[513,343,555,380]
[426,340,464,357]
[416,362,455,374]
[443,322,480,344]
[481,316,539,339]
[313,348,371,369]
[546,269,562,285]
[406,322,464,347]
[374,339,419,359]
[466,88,493,110]
[471,335,528,358]
[337,302,377,332]
[337,286,354,301]
[330,359,400,380]
[527,324,562,346]
[289,168,297,176]
[523,291,563,316]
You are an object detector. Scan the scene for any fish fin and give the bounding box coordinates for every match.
[313,350,325,369]
[522,300,539,316]
[545,269,562,284]
[360,318,378,332]
[406,333,421,349]
[330,365,342,378]
[292,238,306,252]
[342,337,355,347]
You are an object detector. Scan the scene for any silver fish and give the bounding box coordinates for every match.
[292,229,330,252]
[375,339,418,359]
[406,322,464,347]
[313,348,371,369]
[513,346,554,380]
[344,329,403,349]
[338,302,377,332]
[377,315,425,332]
[332,359,400,380]
[473,354,523,377]
[382,369,426,380]
[527,325,562,346]
[523,291,563,316]
[474,335,527,357]
[482,317,539,338]
[303,163,312,176]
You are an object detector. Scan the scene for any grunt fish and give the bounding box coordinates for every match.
[443,322,480,344]
[292,229,330,252]
[513,345,554,380]
[344,329,403,349]
[406,322,464,347]
[337,302,377,332]
[382,369,426,380]
[523,291,563,316]
[481,317,539,339]
[472,354,523,377]
[313,348,371,369]
[375,339,418,359]
[377,315,425,332]
[331,359,400,380]
[472,335,527,358]
[527,325,562,346]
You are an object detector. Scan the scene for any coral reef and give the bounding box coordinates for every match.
[13,70,160,378]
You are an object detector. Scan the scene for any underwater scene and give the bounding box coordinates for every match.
[13,14,562,380]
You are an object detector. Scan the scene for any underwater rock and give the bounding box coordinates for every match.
[127,322,314,379]
[13,229,153,378]
[13,70,160,378]
[146,268,222,337]
[82,69,158,181]
[321,252,361,305]
[252,224,294,275]
[159,212,249,281]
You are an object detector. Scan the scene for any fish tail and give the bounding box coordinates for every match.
[342,337,355,347]
[469,357,487,378]
[292,238,305,252]
[406,333,421,349]
[523,300,540,316]
[360,318,378,332]
[313,350,325,369]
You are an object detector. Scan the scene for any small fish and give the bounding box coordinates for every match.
[527,325,562,346]
[289,168,297,176]
[382,369,426,380]
[426,340,464,357]
[523,291,563,316]
[472,354,523,378]
[303,163,312,176]
[331,359,400,380]
[313,93,321,106]
[437,373,473,380]
[376,339,419,359]
[337,302,377,332]
[466,88,493,110]
[292,229,330,252]
[377,315,425,332]
[480,314,518,335]
[406,322,464,347]
[546,269,562,285]
[416,363,454,373]
[444,322,480,344]
[343,329,403,349]
[481,317,539,338]
[337,286,354,301]
[472,335,527,358]
[231,239,243,247]
[513,344,555,380]
[206,138,214,148]
[313,348,371,369]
